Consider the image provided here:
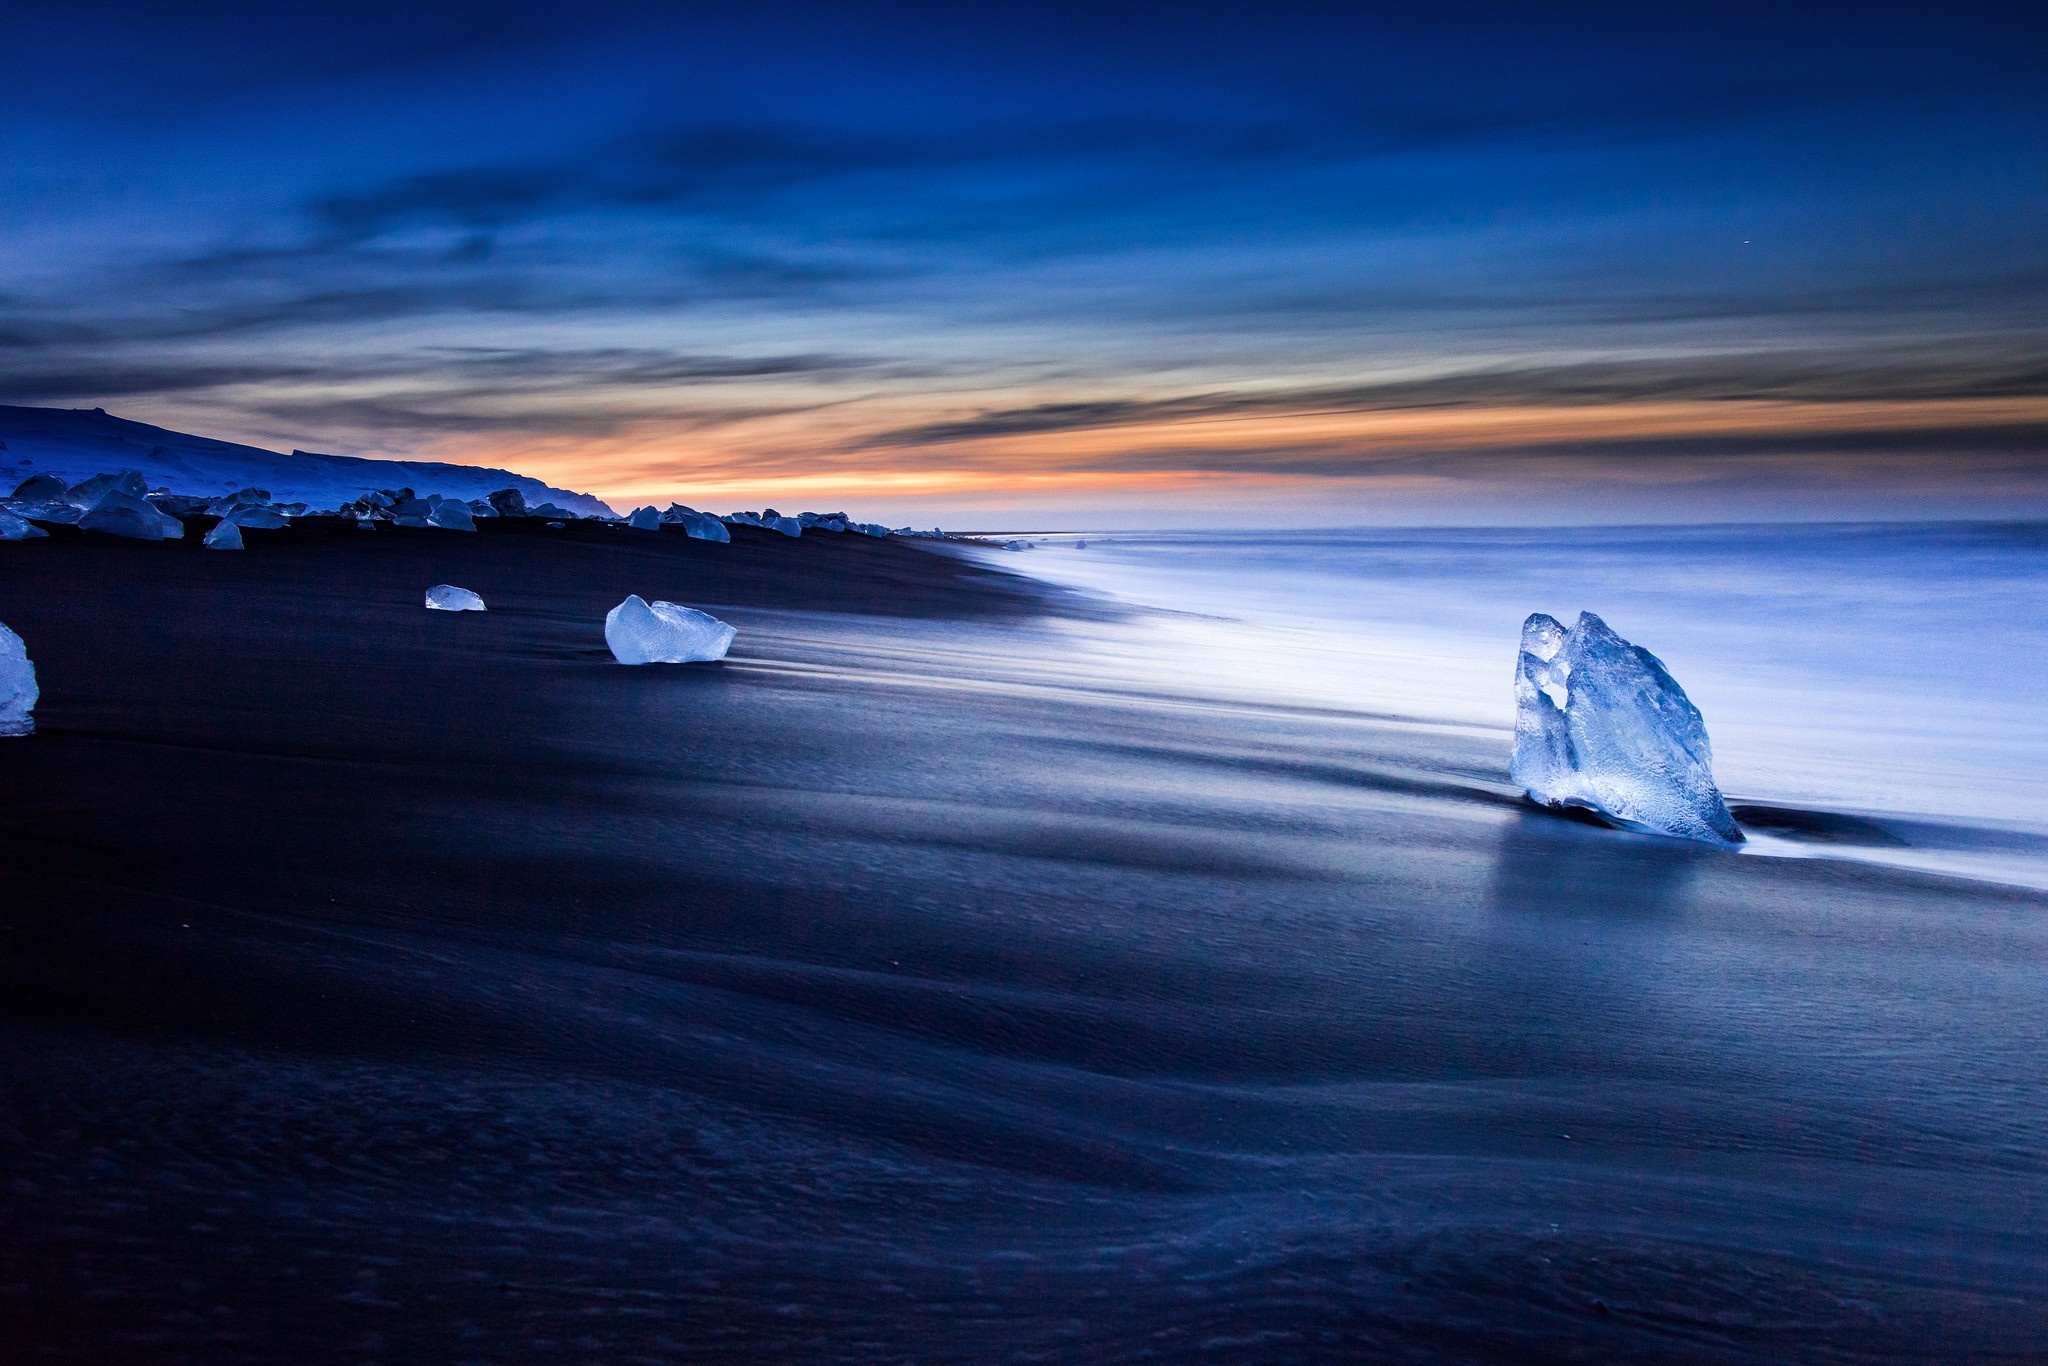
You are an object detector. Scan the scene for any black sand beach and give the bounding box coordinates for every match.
[2,523,2045,1362]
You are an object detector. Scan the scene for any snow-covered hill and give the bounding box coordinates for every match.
[0,406,615,518]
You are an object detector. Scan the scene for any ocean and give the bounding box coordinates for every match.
[963,522,2048,889]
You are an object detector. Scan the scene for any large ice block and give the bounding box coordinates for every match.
[1511,611,1742,844]
[0,621,37,736]
[203,518,244,550]
[604,595,735,664]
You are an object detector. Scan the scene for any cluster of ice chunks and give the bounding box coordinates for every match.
[3,471,185,541]
[796,511,890,537]
[1512,611,1742,845]
[604,596,735,664]
[716,508,892,538]
[0,471,326,543]
[0,622,37,737]
[334,487,496,527]
[424,584,487,612]
[723,509,804,537]
[487,488,578,521]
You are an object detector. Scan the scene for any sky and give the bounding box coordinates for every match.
[2,1,2044,525]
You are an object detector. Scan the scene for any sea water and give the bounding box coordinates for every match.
[967,523,2048,888]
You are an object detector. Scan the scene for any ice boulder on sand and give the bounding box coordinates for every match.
[203,519,244,550]
[627,506,663,531]
[0,622,37,736]
[604,595,735,664]
[1511,611,1742,845]
[425,584,486,612]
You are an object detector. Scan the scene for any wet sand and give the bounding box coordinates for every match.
[1,522,2045,1361]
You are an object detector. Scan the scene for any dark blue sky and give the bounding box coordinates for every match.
[4,1,2044,521]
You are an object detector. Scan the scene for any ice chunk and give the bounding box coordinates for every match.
[223,504,290,529]
[487,487,528,517]
[203,518,244,550]
[2,498,82,524]
[66,470,149,509]
[150,493,210,518]
[79,489,182,540]
[663,504,730,542]
[604,595,735,664]
[627,506,663,531]
[427,498,475,531]
[389,496,436,527]
[1511,611,1742,844]
[425,584,486,611]
[0,509,48,541]
[11,474,68,501]
[0,621,37,736]
[205,487,272,516]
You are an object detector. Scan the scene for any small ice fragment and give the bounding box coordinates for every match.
[0,509,48,541]
[1002,539,1032,551]
[0,621,37,737]
[627,506,663,531]
[604,595,734,664]
[203,519,244,550]
[1511,611,1741,844]
[425,584,487,612]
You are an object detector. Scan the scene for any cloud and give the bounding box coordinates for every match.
[0,344,882,407]
[1058,423,2048,481]
[866,355,2048,447]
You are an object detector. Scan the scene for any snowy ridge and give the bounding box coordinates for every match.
[0,406,615,518]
